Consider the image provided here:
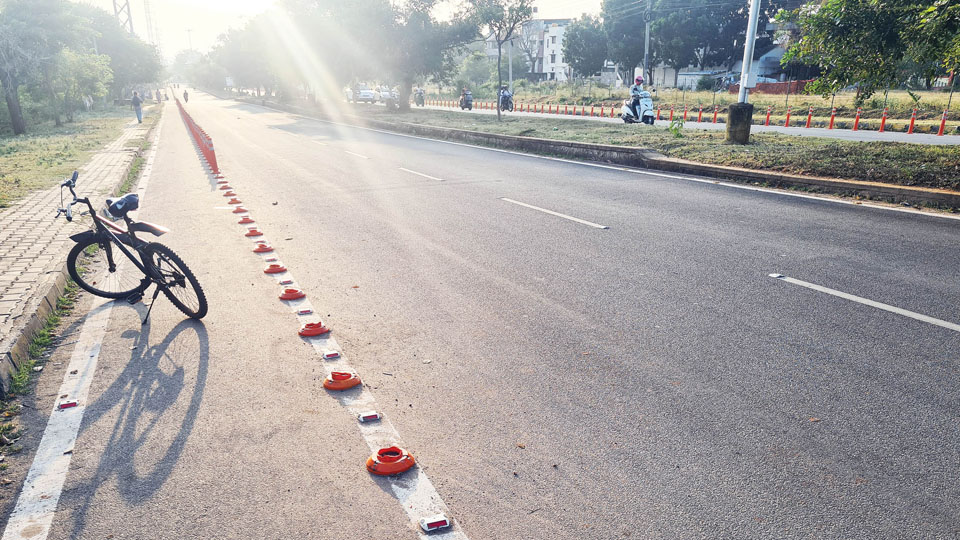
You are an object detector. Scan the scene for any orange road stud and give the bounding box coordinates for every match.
[366,446,415,476]
[216,179,229,184]
[279,288,305,300]
[232,206,248,214]
[322,350,340,360]
[299,322,330,337]
[227,198,242,205]
[253,243,274,253]
[324,371,361,391]
[238,216,254,224]
[245,228,263,237]
[223,191,236,197]
[219,185,232,190]
[264,263,287,274]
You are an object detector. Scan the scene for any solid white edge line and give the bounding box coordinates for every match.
[254,102,960,223]
[769,273,960,333]
[1,114,165,540]
[343,149,369,159]
[398,167,443,181]
[500,197,609,229]
[230,190,467,536]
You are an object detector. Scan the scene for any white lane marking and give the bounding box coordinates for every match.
[312,140,328,146]
[2,115,165,540]
[769,273,960,333]
[500,197,609,229]
[232,207,467,538]
[254,105,960,223]
[399,167,443,181]
[343,149,369,159]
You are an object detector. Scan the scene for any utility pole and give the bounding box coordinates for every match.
[727,0,762,144]
[508,38,514,92]
[642,0,652,82]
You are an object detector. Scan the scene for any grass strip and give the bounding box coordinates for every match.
[365,108,960,191]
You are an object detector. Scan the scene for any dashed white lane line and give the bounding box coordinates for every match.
[343,149,369,159]
[500,197,609,229]
[2,115,165,540]
[769,273,960,333]
[255,105,960,223]
[399,167,443,181]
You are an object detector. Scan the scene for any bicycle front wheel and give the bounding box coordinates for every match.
[67,236,149,299]
[144,243,208,319]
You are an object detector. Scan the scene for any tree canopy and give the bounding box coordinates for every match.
[563,15,607,77]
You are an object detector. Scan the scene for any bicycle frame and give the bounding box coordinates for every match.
[59,176,153,282]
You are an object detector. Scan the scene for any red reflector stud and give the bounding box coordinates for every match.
[279,288,306,301]
[58,400,79,410]
[264,264,287,274]
[227,198,242,205]
[219,185,232,190]
[232,206,248,214]
[244,229,263,237]
[366,446,415,476]
[223,191,236,197]
[419,515,451,532]
[297,309,313,315]
[279,279,294,285]
[238,217,255,224]
[298,323,330,337]
[253,243,273,253]
[357,411,382,423]
[216,179,229,184]
[323,371,360,391]
[322,350,340,360]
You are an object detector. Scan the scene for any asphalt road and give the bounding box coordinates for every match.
[419,102,960,145]
[9,91,960,539]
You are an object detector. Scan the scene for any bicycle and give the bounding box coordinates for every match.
[55,171,208,323]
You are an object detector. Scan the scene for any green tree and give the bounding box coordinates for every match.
[0,0,78,134]
[472,0,533,119]
[563,15,607,77]
[781,0,959,100]
[52,49,112,122]
[602,0,647,78]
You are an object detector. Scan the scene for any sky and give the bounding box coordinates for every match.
[76,0,604,63]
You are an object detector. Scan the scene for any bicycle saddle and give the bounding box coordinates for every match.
[105,193,139,219]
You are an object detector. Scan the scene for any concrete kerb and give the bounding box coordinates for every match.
[241,97,960,210]
[0,108,164,398]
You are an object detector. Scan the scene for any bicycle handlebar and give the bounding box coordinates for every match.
[56,170,84,222]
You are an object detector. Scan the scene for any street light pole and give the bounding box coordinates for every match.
[737,0,762,103]
[727,0,762,143]
[642,1,652,82]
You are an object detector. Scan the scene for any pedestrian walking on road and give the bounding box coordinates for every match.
[131,91,143,123]
[183,90,189,103]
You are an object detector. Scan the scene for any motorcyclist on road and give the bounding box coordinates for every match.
[629,75,644,119]
[499,85,512,110]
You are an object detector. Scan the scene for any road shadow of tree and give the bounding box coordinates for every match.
[65,311,208,537]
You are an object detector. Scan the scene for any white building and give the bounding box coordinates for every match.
[486,18,573,82]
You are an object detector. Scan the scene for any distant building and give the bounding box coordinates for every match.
[486,18,573,82]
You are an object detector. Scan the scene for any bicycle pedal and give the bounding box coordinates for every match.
[126,293,143,305]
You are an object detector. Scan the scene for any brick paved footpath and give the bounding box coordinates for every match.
[0,106,162,392]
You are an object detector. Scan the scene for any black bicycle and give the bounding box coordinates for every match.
[55,171,208,323]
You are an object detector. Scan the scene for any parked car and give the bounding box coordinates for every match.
[350,85,376,103]
[376,86,398,102]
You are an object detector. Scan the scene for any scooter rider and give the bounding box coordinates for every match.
[630,75,644,119]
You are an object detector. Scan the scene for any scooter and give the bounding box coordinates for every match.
[459,91,473,110]
[621,91,655,125]
[414,90,425,107]
[499,91,514,112]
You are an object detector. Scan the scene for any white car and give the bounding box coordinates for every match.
[350,86,376,103]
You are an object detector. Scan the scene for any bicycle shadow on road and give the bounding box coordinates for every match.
[64,308,209,537]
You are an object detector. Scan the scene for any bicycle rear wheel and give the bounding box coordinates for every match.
[144,243,208,319]
[67,236,149,299]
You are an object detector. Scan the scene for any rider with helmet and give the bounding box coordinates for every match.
[630,75,644,119]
